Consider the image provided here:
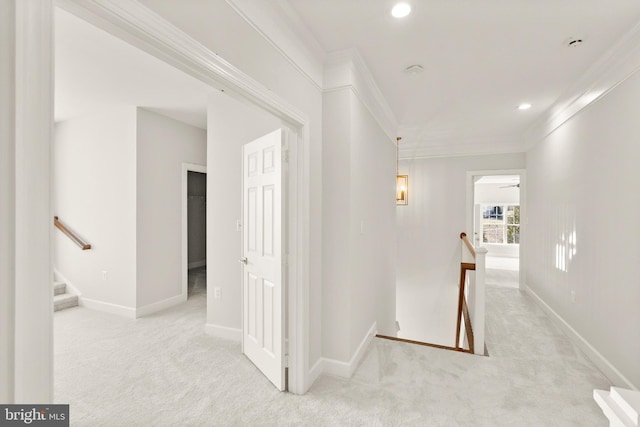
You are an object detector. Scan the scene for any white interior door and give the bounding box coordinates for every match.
[241,129,285,391]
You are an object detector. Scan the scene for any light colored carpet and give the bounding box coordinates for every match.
[54,274,610,426]
[486,256,520,289]
[188,266,207,297]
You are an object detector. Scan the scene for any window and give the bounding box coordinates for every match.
[482,205,519,244]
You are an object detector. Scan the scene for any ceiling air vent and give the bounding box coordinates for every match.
[404,64,424,75]
[568,37,584,47]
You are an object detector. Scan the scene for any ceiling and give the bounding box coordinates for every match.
[56,1,640,157]
[55,8,210,129]
[284,0,640,156]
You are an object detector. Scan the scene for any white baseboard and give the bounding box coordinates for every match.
[188,260,206,269]
[136,293,187,318]
[308,358,324,387]
[525,285,638,391]
[323,322,377,379]
[205,323,241,342]
[80,297,136,319]
[322,357,349,378]
[53,269,81,297]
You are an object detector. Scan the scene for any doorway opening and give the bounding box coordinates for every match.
[15,0,311,402]
[183,166,207,301]
[469,172,525,289]
[186,170,207,299]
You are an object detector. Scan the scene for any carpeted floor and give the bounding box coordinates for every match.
[486,256,520,289]
[54,270,610,426]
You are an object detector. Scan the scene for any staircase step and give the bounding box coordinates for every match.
[594,388,640,427]
[54,293,78,312]
[612,387,640,426]
[53,281,66,296]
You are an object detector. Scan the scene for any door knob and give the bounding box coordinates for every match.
[238,257,248,264]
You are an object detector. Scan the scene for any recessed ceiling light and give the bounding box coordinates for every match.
[391,3,412,18]
[518,103,532,110]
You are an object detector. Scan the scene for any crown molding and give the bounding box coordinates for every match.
[523,20,640,149]
[273,0,327,60]
[324,49,398,142]
[398,132,526,159]
[225,0,324,91]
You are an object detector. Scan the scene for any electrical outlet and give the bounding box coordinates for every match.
[214,287,221,299]
[102,271,108,281]
[570,290,576,303]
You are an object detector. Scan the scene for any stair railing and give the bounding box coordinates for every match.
[54,216,91,250]
[456,232,487,355]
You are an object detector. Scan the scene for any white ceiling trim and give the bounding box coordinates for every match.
[398,124,527,158]
[524,20,640,149]
[400,145,525,160]
[324,49,398,142]
[399,133,525,159]
[325,84,398,144]
[225,0,324,91]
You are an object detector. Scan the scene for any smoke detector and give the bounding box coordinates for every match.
[404,64,424,75]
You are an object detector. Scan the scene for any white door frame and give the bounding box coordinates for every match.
[53,0,311,395]
[466,169,526,290]
[2,0,54,403]
[182,163,207,300]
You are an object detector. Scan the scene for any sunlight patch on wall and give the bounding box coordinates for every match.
[554,205,577,272]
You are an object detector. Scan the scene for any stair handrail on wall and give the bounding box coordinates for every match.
[457,232,487,355]
[54,216,91,250]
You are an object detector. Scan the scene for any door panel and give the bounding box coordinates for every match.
[242,129,284,391]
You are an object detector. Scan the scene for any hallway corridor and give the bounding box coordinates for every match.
[53,283,610,425]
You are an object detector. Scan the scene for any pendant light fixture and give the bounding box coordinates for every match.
[396,137,408,205]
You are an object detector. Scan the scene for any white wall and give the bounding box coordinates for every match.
[396,153,525,344]
[187,171,207,265]
[140,0,325,368]
[322,90,352,362]
[526,68,640,389]
[349,91,397,347]
[206,91,281,332]
[54,107,206,312]
[54,107,138,309]
[136,108,206,308]
[322,88,396,363]
[475,182,520,258]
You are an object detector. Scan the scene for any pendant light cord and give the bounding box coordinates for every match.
[396,137,401,176]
